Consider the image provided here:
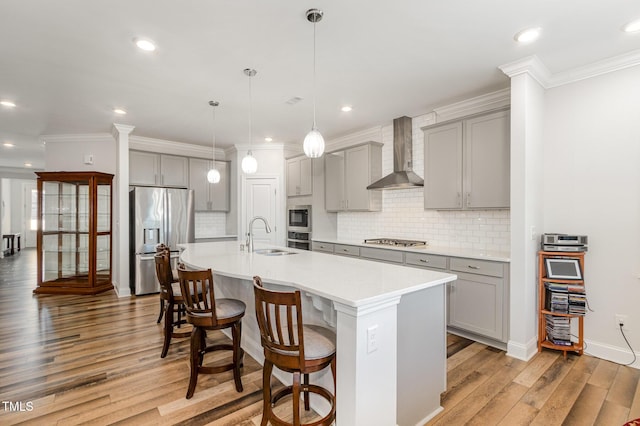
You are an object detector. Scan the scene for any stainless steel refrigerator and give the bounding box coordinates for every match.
[129,187,194,295]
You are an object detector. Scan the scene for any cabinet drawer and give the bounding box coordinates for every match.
[450,257,504,278]
[405,252,448,270]
[360,247,404,264]
[312,242,335,253]
[334,244,360,257]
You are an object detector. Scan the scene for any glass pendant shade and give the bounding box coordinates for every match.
[241,151,258,174]
[207,167,221,183]
[303,127,325,158]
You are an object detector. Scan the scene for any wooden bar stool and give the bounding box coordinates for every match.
[253,275,336,426]
[155,243,176,324]
[178,266,245,399]
[154,251,189,358]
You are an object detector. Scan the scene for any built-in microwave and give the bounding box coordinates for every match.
[287,205,311,232]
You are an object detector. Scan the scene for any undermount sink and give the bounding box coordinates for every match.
[254,248,297,256]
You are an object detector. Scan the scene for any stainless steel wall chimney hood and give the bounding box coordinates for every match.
[367,116,424,190]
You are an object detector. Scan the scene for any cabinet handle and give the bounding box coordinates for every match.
[457,192,462,207]
[342,249,349,252]
[467,265,480,270]
[466,192,471,207]
[419,259,430,263]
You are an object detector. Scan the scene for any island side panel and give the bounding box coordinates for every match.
[397,283,447,426]
[333,299,400,426]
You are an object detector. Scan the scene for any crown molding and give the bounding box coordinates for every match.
[233,143,285,153]
[111,123,135,138]
[499,55,552,88]
[40,133,114,144]
[129,135,223,159]
[433,88,511,122]
[325,126,383,152]
[548,48,640,88]
[500,49,640,90]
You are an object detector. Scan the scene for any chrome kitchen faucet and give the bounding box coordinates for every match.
[247,216,272,252]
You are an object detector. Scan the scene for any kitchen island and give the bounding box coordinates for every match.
[179,241,457,426]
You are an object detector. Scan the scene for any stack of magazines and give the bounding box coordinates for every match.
[544,282,586,316]
[545,315,572,345]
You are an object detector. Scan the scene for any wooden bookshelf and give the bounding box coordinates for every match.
[537,250,586,358]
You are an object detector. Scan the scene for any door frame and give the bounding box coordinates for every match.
[240,174,283,247]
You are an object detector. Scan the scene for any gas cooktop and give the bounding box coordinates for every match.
[364,238,427,247]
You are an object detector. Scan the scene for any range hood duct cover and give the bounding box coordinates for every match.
[367,116,424,190]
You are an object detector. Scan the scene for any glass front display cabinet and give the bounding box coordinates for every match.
[35,171,114,295]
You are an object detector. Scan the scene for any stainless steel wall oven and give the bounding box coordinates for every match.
[287,205,311,250]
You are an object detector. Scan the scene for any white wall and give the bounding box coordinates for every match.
[44,134,116,173]
[543,65,640,364]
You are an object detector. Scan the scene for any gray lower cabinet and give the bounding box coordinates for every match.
[311,241,335,253]
[334,244,360,257]
[360,247,404,264]
[448,257,508,342]
[312,240,509,345]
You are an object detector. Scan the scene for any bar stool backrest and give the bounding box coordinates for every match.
[178,267,217,326]
[253,278,306,368]
[154,251,174,300]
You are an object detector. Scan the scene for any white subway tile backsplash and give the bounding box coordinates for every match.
[194,212,227,238]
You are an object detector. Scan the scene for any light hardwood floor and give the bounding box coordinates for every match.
[1,249,639,425]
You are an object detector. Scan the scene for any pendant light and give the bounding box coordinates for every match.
[303,8,325,158]
[241,68,258,174]
[207,100,221,183]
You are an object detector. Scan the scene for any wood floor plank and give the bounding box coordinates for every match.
[594,400,630,426]
[513,350,560,387]
[588,358,619,389]
[606,365,640,408]
[562,383,608,426]
[519,353,579,410]
[496,400,539,426]
[629,378,640,421]
[472,381,529,425]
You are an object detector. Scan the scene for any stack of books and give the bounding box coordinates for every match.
[544,282,586,316]
[545,315,572,345]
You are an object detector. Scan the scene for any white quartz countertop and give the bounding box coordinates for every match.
[312,238,511,262]
[179,241,457,308]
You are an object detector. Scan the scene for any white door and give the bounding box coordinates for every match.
[24,182,38,247]
[244,177,278,247]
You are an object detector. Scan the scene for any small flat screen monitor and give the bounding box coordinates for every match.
[545,258,582,280]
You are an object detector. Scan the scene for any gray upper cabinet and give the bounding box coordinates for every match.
[129,151,189,188]
[325,142,382,212]
[188,158,230,212]
[286,156,312,197]
[423,109,510,210]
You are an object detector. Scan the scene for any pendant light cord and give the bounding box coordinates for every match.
[211,102,216,161]
[249,72,253,151]
[312,19,317,129]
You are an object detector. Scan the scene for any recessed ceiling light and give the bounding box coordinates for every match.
[24,162,32,167]
[264,137,273,142]
[3,142,14,147]
[341,105,353,112]
[623,19,640,33]
[114,108,127,115]
[1,100,16,108]
[134,37,156,52]
[514,27,541,43]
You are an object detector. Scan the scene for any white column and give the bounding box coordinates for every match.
[499,56,547,361]
[333,297,400,426]
[112,124,135,297]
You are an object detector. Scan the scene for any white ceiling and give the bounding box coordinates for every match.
[1,0,639,170]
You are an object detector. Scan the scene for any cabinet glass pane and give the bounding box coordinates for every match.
[42,181,79,232]
[97,184,111,232]
[96,234,111,284]
[78,184,89,232]
[42,234,81,281]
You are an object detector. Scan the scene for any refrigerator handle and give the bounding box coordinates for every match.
[164,190,171,249]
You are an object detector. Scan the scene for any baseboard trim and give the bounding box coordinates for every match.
[506,337,538,362]
[583,339,640,369]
